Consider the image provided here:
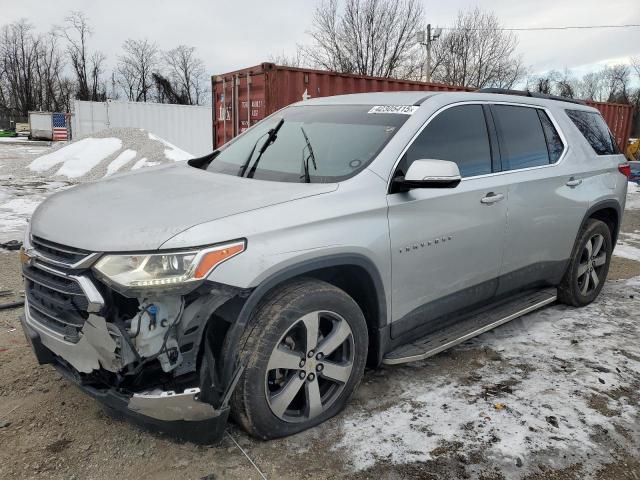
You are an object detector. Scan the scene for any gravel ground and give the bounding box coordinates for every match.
[1,140,639,479]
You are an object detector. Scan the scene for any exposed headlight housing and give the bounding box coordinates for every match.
[93,240,245,295]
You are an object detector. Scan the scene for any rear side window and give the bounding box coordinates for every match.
[400,104,492,177]
[565,109,619,155]
[492,105,550,170]
[537,110,564,163]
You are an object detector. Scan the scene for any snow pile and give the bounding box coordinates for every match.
[148,133,193,161]
[17,127,194,182]
[0,128,196,242]
[105,149,137,176]
[30,138,123,178]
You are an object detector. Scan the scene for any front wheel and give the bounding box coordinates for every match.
[230,278,368,439]
[559,218,612,307]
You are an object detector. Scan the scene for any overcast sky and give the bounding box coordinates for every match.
[3,0,639,80]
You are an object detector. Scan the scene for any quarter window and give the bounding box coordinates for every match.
[565,109,619,155]
[400,105,492,178]
[492,105,550,170]
[538,110,564,163]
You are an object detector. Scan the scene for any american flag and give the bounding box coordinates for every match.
[52,112,68,141]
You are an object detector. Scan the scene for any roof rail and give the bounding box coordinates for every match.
[476,88,586,105]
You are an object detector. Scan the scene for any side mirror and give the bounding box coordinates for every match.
[392,159,461,191]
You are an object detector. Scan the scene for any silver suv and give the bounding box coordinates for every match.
[20,91,629,442]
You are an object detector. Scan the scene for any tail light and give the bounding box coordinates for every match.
[618,163,631,179]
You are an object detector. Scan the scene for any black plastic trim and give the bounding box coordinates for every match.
[482,104,502,173]
[54,363,229,444]
[476,88,586,105]
[219,253,387,384]
[580,199,622,244]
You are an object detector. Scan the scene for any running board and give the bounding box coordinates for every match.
[383,288,557,365]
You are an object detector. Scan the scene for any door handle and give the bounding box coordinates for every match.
[566,177,582,187]
[480,192,505,204]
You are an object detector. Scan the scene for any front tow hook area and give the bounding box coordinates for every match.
[128,388,217,422]
[54,363,231,443]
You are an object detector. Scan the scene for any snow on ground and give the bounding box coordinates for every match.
[0,180,69,243]
[627,181,640,210]
[615,240,640,261]
[335,277,640,477]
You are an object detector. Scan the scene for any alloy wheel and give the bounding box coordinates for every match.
[265,310,354,423]
[577,233,607,296]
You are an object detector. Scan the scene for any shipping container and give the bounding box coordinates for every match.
[211,63,634,151]
[28,111,52,140]
[211,63,471,148]
[584,100,634,152]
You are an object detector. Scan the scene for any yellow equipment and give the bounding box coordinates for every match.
[628,138,640,162]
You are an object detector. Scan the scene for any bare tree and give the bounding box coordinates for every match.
[430,7,525,89]
[578,71,606,101]
[89,51,106,101]
[62,11,105,101]
[631,56,640,80]
[116,38,160,102]
[268,50,305,68]
[34,31,67,111]
[0,20,45,118]
[555,69,577,98]
[152,72,189,104]
[302,0,424,78]
[603,64,631,103]
[163,45,206,105]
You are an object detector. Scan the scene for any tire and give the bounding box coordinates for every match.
[229,278,368,439]
[558,218,612,307]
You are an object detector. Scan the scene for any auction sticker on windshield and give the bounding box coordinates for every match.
[368,105,419,115]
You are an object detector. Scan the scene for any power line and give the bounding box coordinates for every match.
[441,24,640,32]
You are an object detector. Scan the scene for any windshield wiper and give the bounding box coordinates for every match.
[299,125,317,183]
[237,133,266,177]
[244,118,285,179]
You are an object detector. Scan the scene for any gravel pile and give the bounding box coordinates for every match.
[0,128,193,183]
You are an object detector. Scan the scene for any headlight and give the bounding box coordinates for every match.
[93,240,245,293]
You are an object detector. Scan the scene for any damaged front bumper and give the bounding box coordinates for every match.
[20,310,232,443]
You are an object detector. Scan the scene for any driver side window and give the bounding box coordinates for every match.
[399,104,492,178]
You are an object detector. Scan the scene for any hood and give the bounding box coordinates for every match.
[30,163,337,251]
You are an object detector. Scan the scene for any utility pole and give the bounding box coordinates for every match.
[417,24,442,83]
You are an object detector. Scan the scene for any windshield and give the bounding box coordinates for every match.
[207,105,409,183]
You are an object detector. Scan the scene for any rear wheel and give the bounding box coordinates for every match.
[559,219,612,306]
[230,278,368,439]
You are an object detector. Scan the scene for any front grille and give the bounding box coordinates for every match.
[31,235,91,266]
[24,263,91,338]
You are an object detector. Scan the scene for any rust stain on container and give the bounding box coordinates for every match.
[212,63,633,151]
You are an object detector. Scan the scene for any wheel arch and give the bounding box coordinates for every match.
[582,200,622,245]
[218,254,388,384]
